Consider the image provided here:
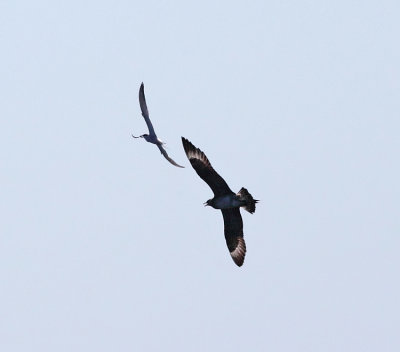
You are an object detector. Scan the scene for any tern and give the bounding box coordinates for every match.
[132,83,184,168]
[181,137,258,267]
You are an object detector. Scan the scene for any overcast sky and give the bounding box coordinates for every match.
[1,1,399,351]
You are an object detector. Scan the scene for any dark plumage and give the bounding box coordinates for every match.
[182,137,258,267]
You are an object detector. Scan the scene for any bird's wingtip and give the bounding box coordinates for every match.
[230,238,246,267]
[181,136,191,146]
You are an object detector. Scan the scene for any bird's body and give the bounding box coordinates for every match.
[141,134,161,144]
[140,133,165,148]
[132,83,184,168]
[205,194,246,209]
[181,137,258,267]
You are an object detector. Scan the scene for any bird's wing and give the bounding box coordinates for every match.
[221,208,246,267]
[157,144,184,168]
[181,137,233,196]
[139,83,156,136]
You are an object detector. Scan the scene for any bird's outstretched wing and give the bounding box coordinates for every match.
[139,83,156,136]
[181,137,233,196]
[221,208,246,267]
[157,144,184,168]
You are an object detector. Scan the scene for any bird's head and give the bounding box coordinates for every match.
[132,134,148,139]
[204,199,214,207]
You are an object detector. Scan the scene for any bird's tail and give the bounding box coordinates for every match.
[237,187,259,214]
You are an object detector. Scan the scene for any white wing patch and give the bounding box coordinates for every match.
[186,146,210,166]
[230,238,246,267]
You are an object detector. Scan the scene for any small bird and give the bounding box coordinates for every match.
[132,83,184,168]
[181,137,258,266]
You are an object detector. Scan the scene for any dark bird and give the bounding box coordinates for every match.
[132,83,184,168]
[181,137,258,266]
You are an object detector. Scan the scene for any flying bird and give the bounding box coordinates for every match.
[181,137,258,267]
[132,83,184,168]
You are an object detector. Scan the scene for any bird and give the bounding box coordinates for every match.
[181,137,258,266]
[132,83,184,168]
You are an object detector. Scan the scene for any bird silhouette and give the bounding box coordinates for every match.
[132,83,184,168]
[181,137,258,266]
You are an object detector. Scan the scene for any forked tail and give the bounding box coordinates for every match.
[237,187,259,214]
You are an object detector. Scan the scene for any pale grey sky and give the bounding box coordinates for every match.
[1,1,399,351]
